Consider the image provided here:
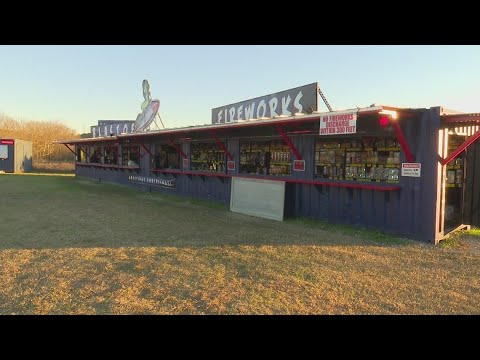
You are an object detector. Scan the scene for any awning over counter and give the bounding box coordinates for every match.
[440,113,480,166]
[441,113,480,127]
[55,105,402,145]
[55,136,119,145]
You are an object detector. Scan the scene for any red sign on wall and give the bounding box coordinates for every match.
[293,160,305,171]
[1,140,14,145]
[227,160,235,171]
[183,158,189,168]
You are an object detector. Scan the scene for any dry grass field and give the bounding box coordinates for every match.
[32,160,75,174]
[0,174,479,314]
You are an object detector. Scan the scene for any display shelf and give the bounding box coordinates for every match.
[190,142,226,173]
[446,165,462,170]
[117,166,140,170]
[151,168,183,174]
[377,147,401,151]
[75,162,122,169]
[345,163,401,168]
[240,139,292,176]
[270,162,292,166]
[446,135,465,187]
[315,138,401,183]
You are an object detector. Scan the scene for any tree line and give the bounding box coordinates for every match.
[0,113,80,161]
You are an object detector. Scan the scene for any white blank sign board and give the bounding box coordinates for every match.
[0,145,8,159]
[230,177,285,221]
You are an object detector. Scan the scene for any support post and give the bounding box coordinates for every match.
[276,124,302,160]
[141,143,153,156]
[441,128,480,166]
[131,145,143,158]
[156,113,165,129]
[208,130,234,161]
[168,139,187,159]
[392,121,415,162]
[63,144,76,156]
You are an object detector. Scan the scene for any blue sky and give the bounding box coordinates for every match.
[0,45,479,134]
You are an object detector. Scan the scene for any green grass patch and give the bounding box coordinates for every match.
[441,227,480,248]
[287,217,409,245]
[466,228,480,237]
[439,235,464,249]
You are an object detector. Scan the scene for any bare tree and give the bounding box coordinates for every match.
[0,113,79,161]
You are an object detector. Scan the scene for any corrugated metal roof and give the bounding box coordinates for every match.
[440,107,465,115]
[56,136,118,145]
[55,105,387,145]
[442,113,480,124]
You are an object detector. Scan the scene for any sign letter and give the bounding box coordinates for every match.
[294,91,303,113]
[269,97,279,117]
[257,100,267,118]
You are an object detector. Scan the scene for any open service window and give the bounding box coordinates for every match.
[77,145,88,163]
[190,142,225,172]
[152,143,180,170]
[89,145,102,164]
[444,134,467,232]
[314,137,400,183]
[104,146,118,165]
[239,139,292,176]
[122,145,140,167]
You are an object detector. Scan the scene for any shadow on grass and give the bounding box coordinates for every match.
[286,218,411,246]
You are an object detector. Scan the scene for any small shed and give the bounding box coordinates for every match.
[0,139,33,173]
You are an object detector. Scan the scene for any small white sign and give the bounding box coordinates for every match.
[401,163,421,177]
[319,111,357,135]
